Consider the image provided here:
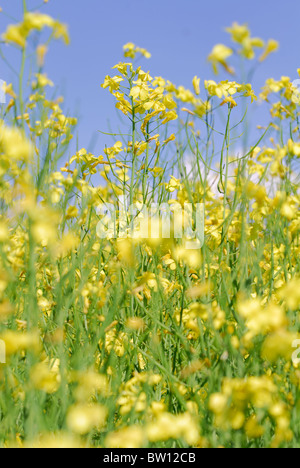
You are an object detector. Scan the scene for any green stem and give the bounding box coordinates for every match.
[142,121,150,204]
[130,98,136,207]
[19,50,26,130]
[18,1,27,132]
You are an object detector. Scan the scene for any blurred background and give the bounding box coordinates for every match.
[0,0,299,156]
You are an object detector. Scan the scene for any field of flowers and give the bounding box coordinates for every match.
[0,3,300,449]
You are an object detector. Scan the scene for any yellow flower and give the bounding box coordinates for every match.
[163,93,177,109]
[67,403,107,435]
[52,21,70,45]
[209,393,228,414]
[240,37,265,59]
[209,376,280,432]
[259,39,279,62]
[32,220,57,246]
[72,371,110,400]
[165,176,182,193]
[226,22,250,44]
[123,43,151,59]
[24,12,55,30]
[36,44,48,66]
[205,80,238,99]
[2,13,69,48]
[30,359,61,394]
[0,330,40,356]
[237,83,257,102]
[208,44,233,74]
[278,279,300,310]
[0,300,13,322]
[221,96,237,108]
[105,328,128,357]
[25,433,83,449]
[261,330,298,363]
[174,247,202,269]
[32,73,54,89]
[192,76,200,95]
[2,24,26,48]
[238,299,287,343]
[280,200,297,220]
[0,123,33,161]
[163,133,176,145]
[55,232,80,257]
[245,415,265,438]
[105,426,145,448]
[288,139,300,156]
[130,79,150,101]
[225,22,265,60]
[0,222,9,242]
[160,110,178,124]
[146,412,199,446]
[101,75,124,93]
[66,205,79,219]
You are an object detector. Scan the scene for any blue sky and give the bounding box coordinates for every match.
[1,0,300,157]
